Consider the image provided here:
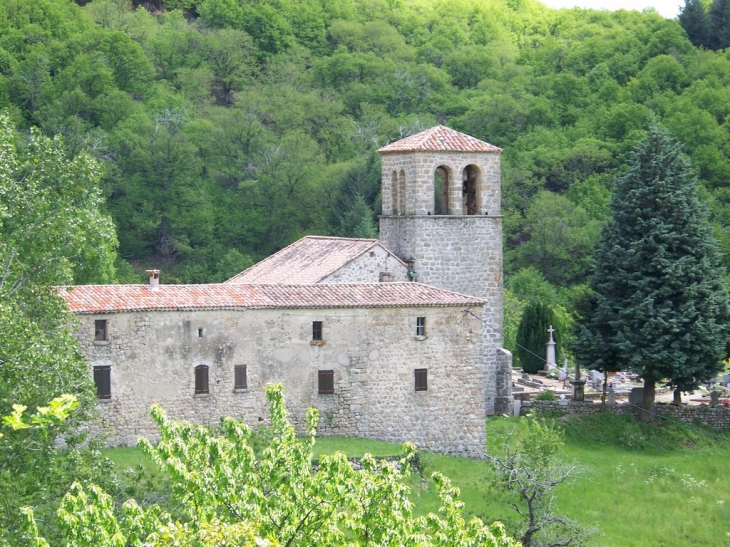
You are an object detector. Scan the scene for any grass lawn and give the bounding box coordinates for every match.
[104,414,730,547]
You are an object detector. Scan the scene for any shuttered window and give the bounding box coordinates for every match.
[234,365,247,390]
[94,366,111,399]
[318,370,334,394]
[195,365,209,394]
[415,369,428,391]
[312,321,323,341]
[95,320,108,341]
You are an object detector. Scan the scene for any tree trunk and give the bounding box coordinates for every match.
[601,370,608,406]
[639,378,656,422]
[673,388,682,406]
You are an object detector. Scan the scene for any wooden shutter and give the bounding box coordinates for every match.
[195,365,209,394]
[318,370,334,394]
[234,365,247,389]
[415,369,428,391]
[93,366,111,399]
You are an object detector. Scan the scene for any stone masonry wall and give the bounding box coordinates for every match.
[78,304,488,457]
[380,151,501,217]
[320,245,409,283]
[522,401,730,430]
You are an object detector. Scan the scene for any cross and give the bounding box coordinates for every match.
[547,325,555,336]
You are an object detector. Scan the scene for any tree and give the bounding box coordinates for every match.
[488,418,597,547]
[0,112,120,542]
[516,301,560,374]
[710,0,730,50]
[679,0,710,49]
[25,385,519,547]
[574,127,730,417]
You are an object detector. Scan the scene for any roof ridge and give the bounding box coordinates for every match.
[378,125,502,153]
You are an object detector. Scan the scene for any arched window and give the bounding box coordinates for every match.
[462,165,480,215]
[398,170,406,215]
[434,166,450,215]
[195,365,209,394]
[391,171,398,215]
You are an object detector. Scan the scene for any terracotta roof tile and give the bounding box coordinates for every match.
[61,283,486,314]
[226,236,405,285]
[378,126,502,153]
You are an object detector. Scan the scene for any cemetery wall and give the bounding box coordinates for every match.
[522,401,730,430]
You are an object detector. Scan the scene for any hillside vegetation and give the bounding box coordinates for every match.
[2,0,730,326]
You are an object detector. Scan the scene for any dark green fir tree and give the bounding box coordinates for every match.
[573,127,730,417]
[710,0,730,49]
[679,0,710,48]
[516,301,560,374]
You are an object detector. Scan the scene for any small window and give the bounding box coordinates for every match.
[94,366,111,399]
[198,328,205,338]
[415,369,428,392]
[318,370,334,394]
[195,365,209,394]
[234,365,247,390]
[312,321,323,341]
[95,320,108,341]
[416,317,426,337]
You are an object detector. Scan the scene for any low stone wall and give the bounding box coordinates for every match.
[521,401,730,430]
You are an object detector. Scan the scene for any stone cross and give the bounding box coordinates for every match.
[545,325,557,370]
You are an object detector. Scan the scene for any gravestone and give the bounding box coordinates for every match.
[591,370,603,388]
[723,373,730,387]
[629,387,644,405]
[710,391,720,408]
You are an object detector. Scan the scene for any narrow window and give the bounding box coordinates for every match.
[318,370,334,394]
[93,366,111,399]
[416,317,426,337]
[462,165,479,215]
[195,365,209,394]
[312,321,323,341]
[198,328,204,337]
[415,369,428,392]
[95,319,108,341]
[234,365,247,390]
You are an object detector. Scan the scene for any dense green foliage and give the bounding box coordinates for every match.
[573,128,730,407]
[26,385,519,547]
[516,301,560,373]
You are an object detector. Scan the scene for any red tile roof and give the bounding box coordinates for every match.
[226,236,405,285]
[378,126,502,153]
[62,283,485,314]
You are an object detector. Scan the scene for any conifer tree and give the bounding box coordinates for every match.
[679,0,710,48]
[574,127,729,417]
[710,0,730,49]
[516,302,560,374]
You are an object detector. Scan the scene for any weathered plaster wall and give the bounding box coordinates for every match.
[78,305,487,457]
[320,245,408,283]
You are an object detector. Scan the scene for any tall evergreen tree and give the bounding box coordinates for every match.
[679,0,710,48]
[710,0,730,49]
[574,127,729,417]
[516,302,560,374]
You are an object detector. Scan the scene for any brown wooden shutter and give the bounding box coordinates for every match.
[195,365,209,394]
[234,365,247,389]
[415,369,428,391]
[93,365,111,399]
[318,370,334,394]
[312,321,323,341]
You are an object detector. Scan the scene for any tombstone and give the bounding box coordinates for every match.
[513,399,522,417]
[723,373,730,387]
[629,387,644,405]
[607,386,616,406]
[545,325,557,370]
[559,368,567,381]
[591,370,603,388]
[710,391,720,408]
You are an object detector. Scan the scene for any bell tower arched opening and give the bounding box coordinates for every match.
[462,165,480,215]
[434,166,451,215]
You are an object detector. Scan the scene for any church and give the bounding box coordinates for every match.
[62,126,512,457]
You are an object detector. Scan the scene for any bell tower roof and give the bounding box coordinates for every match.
[377,125,502,154]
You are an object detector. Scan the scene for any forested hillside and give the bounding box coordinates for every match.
[2,0,729,309]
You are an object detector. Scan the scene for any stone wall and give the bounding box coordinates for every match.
[78,304,488,457]
[380,151,501,216]
[320,245,409,283]
[522,401,730,430]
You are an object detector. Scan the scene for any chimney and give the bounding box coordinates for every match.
[145,269,160,291]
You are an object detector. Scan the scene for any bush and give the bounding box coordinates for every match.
[534,391,557,401]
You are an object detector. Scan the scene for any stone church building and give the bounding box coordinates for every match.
[62,126,512,457]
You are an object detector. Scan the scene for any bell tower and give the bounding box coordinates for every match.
[378,126,512,415]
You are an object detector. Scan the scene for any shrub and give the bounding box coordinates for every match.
[534,391,557,401]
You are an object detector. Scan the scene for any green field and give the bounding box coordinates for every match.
[104,414,730,547]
